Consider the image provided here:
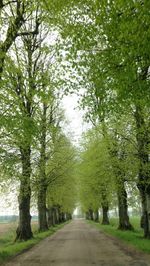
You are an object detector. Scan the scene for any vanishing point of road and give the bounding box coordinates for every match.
[4,219,150,266]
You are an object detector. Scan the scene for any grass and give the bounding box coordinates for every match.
[88,217,150,254]
[0,222,68,264]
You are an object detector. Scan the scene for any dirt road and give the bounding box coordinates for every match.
[4,219,150,266]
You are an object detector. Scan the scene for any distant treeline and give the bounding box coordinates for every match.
[0,216,38,223]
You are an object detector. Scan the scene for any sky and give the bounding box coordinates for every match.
[62,94,89,146]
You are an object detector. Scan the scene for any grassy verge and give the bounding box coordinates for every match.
[88,217,150,254]
[0,222,68,264]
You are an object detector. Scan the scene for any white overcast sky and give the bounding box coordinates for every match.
[62,94,90,145]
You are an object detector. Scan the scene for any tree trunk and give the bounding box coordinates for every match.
[134,104,150,238]
[102,203,109,225]
[94,210,99,222]
[89,209,94,220]
[52,207,57,225]
[101,191,110,225]
[85,211,90,220]
[57,205,62,223]
[117,180,133,230]
[61,212,66,222]
[37,103,48,232]
[47,207,54,227]
[66,213,72,220]
[139,187,149,232]
[137,182,150,238]
[16,147,32,241]
[52,207,59,225]
[38,185,48,231]
[69,213,72,220]
[65,213,70,221]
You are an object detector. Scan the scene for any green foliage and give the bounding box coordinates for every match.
[0,0,149,242]
[79,126,115,212]
[79,114,141,216]
[66,1,150,104]
[47,131,77,213]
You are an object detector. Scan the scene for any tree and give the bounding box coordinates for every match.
[46,130,77,226]
[0,0,77,239]
[0,9,52,239]
[108,118,136,230]
[79,127,114,224]
[57,0,150,237]
[35,94,65,231]
[91,1,150,237]
[0,0,41,79]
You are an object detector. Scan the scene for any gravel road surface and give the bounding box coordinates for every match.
[4,219,150,266]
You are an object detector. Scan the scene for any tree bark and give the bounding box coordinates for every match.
[62,212,66,222]
[69,213,72,220]
[137,180,150,238]
[66,213,72,220]
[57,205,62,223]
[89,209,94,220]
[117,180,133,230]
[54,207,59,224]
[37,103,48,232]
[85,211,90,220]
[101,203,110,225]
[38,184,48,231]
[14,13,40,240]
[94,210,99,222]
[0,1,25,79]
[16,147,33,241]
[47,207,54,227]
[135,104,150,238]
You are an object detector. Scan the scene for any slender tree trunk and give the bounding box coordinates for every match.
[101,203,109,225]
[66,213,72,220]
[89,209,94,220]
[58,212,62,223]
[138,187,148,230]
[101,191,110,225]
[94,210,99,222]
[85,211,90,220]
[111,138,133,230]
[135,104,150,238]
[38,184,48,231]
[117,180,133,230]
[62,213,65,222]
[47,207,54,227]
[50,206,59,225]
[69,213,72,220]
[55,207,60,224]
[47,208,51,227]
[37,103,48,232]
[57,205,62,223]
[66,213,70,221]
[52,207,57,226]
[61,212,65,222]
[16,147,33,241]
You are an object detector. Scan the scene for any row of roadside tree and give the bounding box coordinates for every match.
[0,0,77,241]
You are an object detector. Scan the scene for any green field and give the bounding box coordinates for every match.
[89,217,150,254]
